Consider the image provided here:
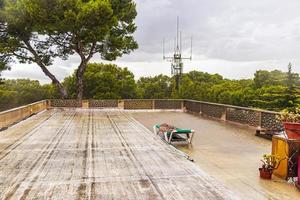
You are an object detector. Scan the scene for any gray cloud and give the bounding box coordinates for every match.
[3,0,300,83]
[131,0,300,61]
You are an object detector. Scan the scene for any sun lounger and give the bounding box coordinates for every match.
[153,124,195,144]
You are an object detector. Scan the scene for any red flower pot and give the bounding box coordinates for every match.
[259,168,273,179]
[283,122,300,140]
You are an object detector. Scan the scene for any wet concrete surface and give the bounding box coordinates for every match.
[0,109,237,200]
[132,111,300,200]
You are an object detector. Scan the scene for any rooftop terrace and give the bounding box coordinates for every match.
[0,108,237,199]
[133,111,300,199]
[0,99,299,199]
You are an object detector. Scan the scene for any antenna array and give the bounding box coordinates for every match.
[163,17,192,90]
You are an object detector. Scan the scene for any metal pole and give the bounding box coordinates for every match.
[180,31,182,54]
[177,16,179,49]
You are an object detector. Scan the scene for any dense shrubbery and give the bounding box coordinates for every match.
[0,79,58,111]
[63,63,138,99]
[144,69,299,111]
[0,63,299,112]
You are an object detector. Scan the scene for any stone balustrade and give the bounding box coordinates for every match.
[0,99,282,130]
[184,100,281,130]
[0,100,48,130]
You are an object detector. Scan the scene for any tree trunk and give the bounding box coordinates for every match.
[52,76,67,99]
[23,40,67,99]
[38,62,67,99]
[74,41,95,101]
[76,61,88,101]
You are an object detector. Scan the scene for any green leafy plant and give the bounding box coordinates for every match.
[260,154,282,171]
[277,108,300,123]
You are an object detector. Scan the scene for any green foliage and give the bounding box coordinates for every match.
[29,0,138,61]
[0,0,69,98]
[174,71,223,101]
[261,154,282,171]
[137,66,300,111]
[137,75,172,99]
[277,108,300,123]
[284,63,299,108]
[0,0,57,65]
[0,61,299,112]
[0,0,138,99]
[251,64,300,110]
[254,70,287,89]
[252,85,287,110]
[31,0,138,99]
[63,63,138,99]
[0,79,56,111]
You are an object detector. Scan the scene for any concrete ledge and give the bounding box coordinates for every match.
[0,100,48,130]
[0,98,282,131]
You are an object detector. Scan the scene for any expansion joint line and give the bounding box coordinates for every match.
[105,111,166,200]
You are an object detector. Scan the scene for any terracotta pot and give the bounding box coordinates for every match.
[283,122,300,140]
[259,168,273,179]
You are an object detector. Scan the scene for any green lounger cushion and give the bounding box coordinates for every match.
[166,129,192,135]
[175,129,192,133]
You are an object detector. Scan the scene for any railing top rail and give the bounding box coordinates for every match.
[49,99,185,101]
[2,99,280,115]
[0,100,47,115]
[183,99,280,114]
[122,99,185,101]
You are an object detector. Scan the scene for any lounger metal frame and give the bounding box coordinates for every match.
[153,125,195,144]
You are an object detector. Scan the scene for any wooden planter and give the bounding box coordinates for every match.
[259,168,273,179]
[283,122,300,140]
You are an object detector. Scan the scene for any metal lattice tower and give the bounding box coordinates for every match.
[163,17,192,90]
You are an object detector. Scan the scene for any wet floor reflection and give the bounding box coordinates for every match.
[134,111,300,200]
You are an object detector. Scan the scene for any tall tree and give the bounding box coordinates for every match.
[0,0,138,100]
[137,75,172,99]
[284,62,298,108]
[32,0,138,100]
[0,0,8,80]
[63,63,138,99]
[253,70,286,89]
[0,0,67,98]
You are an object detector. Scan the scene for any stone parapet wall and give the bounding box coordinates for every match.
[1,99,281,130]
[261,111,282,130]
[154,99,182,109]
[226,108,261,127]
[49,99,82,107]
[201,103,226,119]
[48,99,281,129]
[183,100,201,113]
[124,99,153,110]
[89,100,118,108]
[122,99,184,110]
[0,100,48,130]
[184,100,281,129]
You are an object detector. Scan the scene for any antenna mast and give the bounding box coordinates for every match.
[163,17,193,91]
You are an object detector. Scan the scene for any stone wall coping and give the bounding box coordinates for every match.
[0,99,280,115]
[183,99,279,115]
[0,100,48,115]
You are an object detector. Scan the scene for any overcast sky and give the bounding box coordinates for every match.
[3,0,300,83]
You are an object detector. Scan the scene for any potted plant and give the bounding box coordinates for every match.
[259,154,281,179]
[277,108,300,139]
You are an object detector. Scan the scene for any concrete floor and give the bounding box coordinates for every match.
[0,109,237,200]
[132,111,300,200]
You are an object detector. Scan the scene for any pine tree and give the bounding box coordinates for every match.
[284,62,298,110]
